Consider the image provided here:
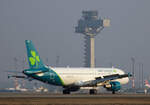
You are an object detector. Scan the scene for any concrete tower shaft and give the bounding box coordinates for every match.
[90,36,95,68]
[84,35,95,68]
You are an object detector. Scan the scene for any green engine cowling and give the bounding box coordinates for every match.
[104,81,121,92]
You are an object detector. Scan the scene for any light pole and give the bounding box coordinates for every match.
[131,57,135,88]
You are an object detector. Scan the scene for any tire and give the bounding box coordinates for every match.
[89,89,97,94]
[63,90,70,94]
[112,90,115,94]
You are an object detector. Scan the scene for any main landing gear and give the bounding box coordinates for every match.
[89,89,97,94]
[112,90,115,94]
[63,89,70,94]
[63,89,98,94]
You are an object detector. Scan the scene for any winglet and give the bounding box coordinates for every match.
[128,73,132,77]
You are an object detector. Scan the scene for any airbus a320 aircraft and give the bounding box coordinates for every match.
[11,40,132,94]
[144,80,150,88]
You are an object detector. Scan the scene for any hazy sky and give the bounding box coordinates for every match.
[0,0,150,88]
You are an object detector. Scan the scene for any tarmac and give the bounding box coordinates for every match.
[0,92,150,105]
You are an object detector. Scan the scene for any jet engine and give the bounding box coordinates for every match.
[104,81,121,94]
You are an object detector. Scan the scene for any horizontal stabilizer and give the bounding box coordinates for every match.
[8,75,26,79]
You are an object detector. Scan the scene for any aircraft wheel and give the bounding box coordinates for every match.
[63,89,70,94]
[89,89,97,94]
[112,90,115,94]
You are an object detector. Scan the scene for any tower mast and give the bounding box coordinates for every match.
[75,10,110,67]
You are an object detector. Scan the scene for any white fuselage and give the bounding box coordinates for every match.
[51,67,129,86]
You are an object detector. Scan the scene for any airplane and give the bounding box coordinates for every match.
[144,80,150,88]
[9,40,132,94]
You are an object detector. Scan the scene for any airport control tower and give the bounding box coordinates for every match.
[75,11,110,68]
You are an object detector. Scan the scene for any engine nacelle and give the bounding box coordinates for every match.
[104,81,121,92]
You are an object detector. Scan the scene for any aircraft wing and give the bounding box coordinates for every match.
[73,73,132,87]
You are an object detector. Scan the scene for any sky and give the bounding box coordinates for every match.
[0,0,150,88]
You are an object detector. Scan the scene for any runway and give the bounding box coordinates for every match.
[0,92,150,105]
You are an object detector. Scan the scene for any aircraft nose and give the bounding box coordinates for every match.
[124,77,129,84]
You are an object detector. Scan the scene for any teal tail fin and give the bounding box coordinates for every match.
[25,40,45,69]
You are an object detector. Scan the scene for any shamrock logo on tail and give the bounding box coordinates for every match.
[29,50,40,67]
